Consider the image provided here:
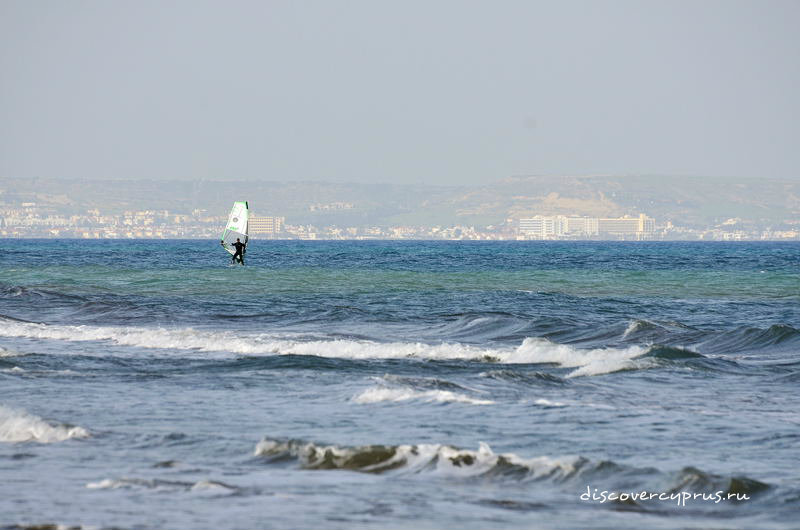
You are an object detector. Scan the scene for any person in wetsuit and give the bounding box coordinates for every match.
[231,238,246,265]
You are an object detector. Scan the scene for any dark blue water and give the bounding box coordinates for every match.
[1,240,798,529]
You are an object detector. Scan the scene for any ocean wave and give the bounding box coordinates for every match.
[512,337,649,377]
[353,374,494,405]
[531,398,567,407]
[254,438,584,479]
[479,369,567,385]
[0,284,86,302]
[86,477,237,493]
[634,345,749,375]
[622,319,659,339]
[0,405,89,444]
[0,319,490,359]
[0,320,730,377]
[0,313,37,323]
[622,319,698,340]
[698,324,800,354]
[353,387,495,405]
[2,366,89,378]
[2,525,97,530]
[641,345,705,360]
[252,437,772,497]
[0,345,23,358]
[669,466,771,498]
[427,312,540,343]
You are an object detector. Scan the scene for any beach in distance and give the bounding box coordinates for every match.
[0,239,798,529]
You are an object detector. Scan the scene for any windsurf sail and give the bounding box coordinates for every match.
[220,201,249,255]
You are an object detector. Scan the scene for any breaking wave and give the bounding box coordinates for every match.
[0,405,89,444]
[254,438,585,479]
[1,318,769,378]
[0,320,657,376]
[86,477,237,493]
[252,437,772,498]
[513,338,649,377]
[353,374,494,405]
[479,369,567,385]
[353,387,495,405]
[621,319,698,341]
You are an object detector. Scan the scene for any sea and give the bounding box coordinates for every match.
[0,239,798,529]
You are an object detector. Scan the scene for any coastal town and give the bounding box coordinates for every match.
[1,202,798,241]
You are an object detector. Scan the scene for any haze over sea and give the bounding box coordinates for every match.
[1,239,798,529]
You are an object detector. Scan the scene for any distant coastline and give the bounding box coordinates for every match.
[1,175,798,241]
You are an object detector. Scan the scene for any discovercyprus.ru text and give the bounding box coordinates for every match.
[581,486,750,507]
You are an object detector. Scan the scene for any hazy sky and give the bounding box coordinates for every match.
[1,0,798,185]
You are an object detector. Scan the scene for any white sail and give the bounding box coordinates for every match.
[220,201,249,255]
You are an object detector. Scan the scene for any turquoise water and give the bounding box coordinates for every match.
[1,240,798,529]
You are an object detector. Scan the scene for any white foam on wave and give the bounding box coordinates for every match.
[86,478,120,489]
[0,320,495,360]
[0,404,89,443]
[510,337,649,377]
[622,320,643,339]
[353,387,494,405]
[2,367,89,378]
[621,319,666,339]
[190,480,236,492]
[393,442,582,479]
[86,477,236,492]
[254,438,584,480]
[0,321,651,376]
[533,398,566,407]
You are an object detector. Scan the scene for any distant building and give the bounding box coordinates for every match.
[309,202,354,212]
[249,216,285,235]
[597,214,654,238]
[518,213,655,239]
[519,217,555,238]
[561,216,599,235]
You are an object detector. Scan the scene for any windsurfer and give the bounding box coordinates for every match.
[231,238,246,265]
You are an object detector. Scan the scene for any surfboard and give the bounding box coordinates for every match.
[221,201,249,257]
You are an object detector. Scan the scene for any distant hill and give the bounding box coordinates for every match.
[1,175,798,228]
[430,175,800,228]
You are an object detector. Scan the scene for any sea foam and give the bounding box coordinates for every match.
[0,405,89,443]
[0,320,651,376]
[252,436,773,498]
[86,477,237,493]
[511,337,649,377]
[353,387,494,405]
[254,438,583,479]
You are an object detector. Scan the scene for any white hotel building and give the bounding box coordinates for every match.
[518,214,655,240]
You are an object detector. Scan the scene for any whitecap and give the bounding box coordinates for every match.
[622,319,649,339]
[0,321,652,376]
[86,478,119,489]
[0,405,89,443]
[509,337,649,377]
[190,480,237,491]
[353,387,494,405]
[532,398,566,407]
[86,477,236,492]
[254,438,584,480]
